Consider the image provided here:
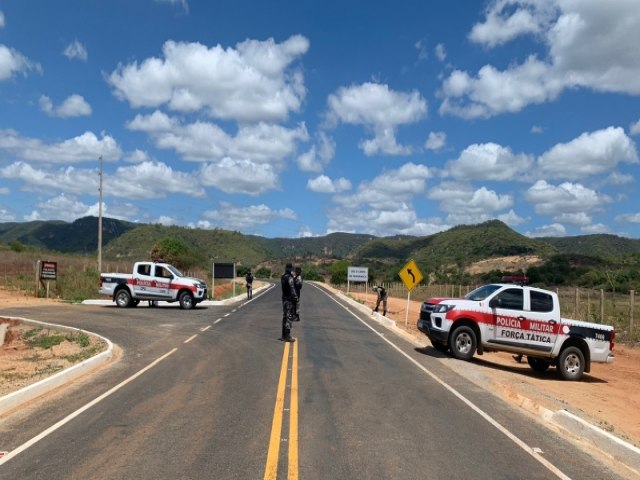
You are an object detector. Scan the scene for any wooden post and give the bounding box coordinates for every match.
[35,260,40,298]
[630,290,635,334]
[600,289,605,323]
[575,288,579,318]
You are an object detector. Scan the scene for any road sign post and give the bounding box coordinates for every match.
[348,266,369,301]
[398,259,424,326]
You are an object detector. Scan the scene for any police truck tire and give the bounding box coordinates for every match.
[557,346,585,381]
[450,325,477,361]
[179,291,194,310]
[115,289,132,308]
[527,356,551,373]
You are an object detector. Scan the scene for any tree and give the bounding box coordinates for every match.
[150,238,193,269]
[329,259,349,284]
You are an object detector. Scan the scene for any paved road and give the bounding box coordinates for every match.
[0,283,624,479]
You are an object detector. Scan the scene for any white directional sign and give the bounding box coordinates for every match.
[348,267,369,282]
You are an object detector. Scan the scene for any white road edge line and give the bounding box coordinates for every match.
[321,287,572,480]
[0,348,178,466]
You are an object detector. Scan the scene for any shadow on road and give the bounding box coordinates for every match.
[414,347,608,383]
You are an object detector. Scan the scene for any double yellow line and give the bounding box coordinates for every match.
[264,341,299,480]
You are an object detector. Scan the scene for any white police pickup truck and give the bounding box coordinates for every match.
[417,279,615,380]
[99,262,208,310]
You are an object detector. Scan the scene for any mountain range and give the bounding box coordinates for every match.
[2,217,640,275]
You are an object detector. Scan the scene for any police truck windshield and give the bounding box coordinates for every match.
[465,284,502,301]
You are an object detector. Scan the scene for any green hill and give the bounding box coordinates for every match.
[354,220,556,270]
[542,234,640,258]
[0,216,137,253]
[2,216,640,289]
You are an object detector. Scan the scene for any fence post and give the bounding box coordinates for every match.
[630,290,635,335]
[600,289,605,323]
[575,287,579,318]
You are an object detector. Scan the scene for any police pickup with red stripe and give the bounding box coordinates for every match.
[99,262,208,310]
[417,279,615,380]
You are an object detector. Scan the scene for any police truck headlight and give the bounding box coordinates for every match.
[433,304,455,313]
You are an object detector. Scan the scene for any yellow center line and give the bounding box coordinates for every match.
[288,341,299,480]
[184,334,198,344]
[264,342,291,480]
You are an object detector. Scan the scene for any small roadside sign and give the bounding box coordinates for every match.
[348,267,368,282]
[40,261,57,280]
[398,259,423,292]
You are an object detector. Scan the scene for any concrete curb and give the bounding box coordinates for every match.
[551,410,640,474]
[0,317,114,417]
[327,284,640,473]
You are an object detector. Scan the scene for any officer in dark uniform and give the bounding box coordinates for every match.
[373,285,388,316]
[293,266,303,321]
[280,263,298,341]
[245,269,254,299]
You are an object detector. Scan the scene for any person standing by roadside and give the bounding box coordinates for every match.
[280,263,297,341]
[372,285,388,316]
[245,269,254,299]
[293,266,303,321]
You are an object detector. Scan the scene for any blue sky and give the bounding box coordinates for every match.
[1,0,640,239]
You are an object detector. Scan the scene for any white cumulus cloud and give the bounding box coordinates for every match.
[537,126,638,179]
[325,82,427,156]
[441,0,640,118]
[0,44,41,81]
[108,35,309,123]
[447,142,533,181]
[307,175,351,193]
[201,202,296,231]
[39,94,92,118]
[63,40,88,62]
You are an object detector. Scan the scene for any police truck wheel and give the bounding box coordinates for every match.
[115,289,132,308]
[450,325,477,361]
[179,291,194,310]
[557,346,585,381]
[527,356,551,373]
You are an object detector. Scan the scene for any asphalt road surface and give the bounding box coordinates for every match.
[0,283,625,479]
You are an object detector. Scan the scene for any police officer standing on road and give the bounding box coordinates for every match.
[280,263,297,342]
[245,269,254,299]
[293,266,303,321]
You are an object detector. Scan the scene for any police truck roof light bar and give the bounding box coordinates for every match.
[501,275,529,286]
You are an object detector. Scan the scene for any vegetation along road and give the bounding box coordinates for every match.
[0,284,625,479]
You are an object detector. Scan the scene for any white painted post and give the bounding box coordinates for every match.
[405,291,411,327]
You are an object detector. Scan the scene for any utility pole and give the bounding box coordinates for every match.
[98,155,103,273]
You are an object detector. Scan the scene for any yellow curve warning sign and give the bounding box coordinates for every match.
[398,259,423,291]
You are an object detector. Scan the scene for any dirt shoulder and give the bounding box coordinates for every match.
[348,290,640,448]
[0,289,109,397]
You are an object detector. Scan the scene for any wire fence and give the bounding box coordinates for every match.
[342,281,640,343]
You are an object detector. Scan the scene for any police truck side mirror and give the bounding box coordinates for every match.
[489,298,500,309]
